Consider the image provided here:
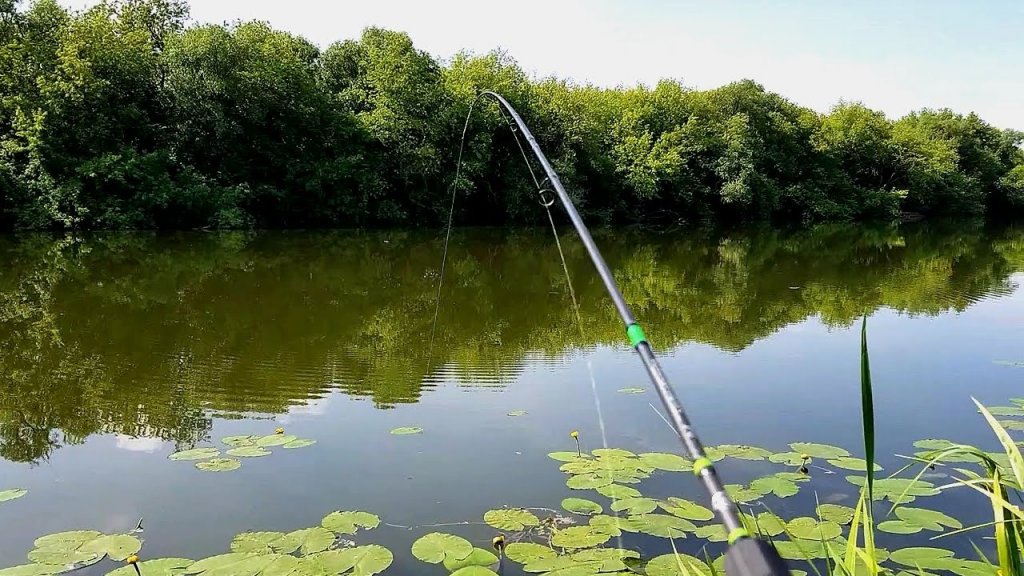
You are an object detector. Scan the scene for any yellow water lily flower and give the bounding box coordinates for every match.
[275,427,285,435]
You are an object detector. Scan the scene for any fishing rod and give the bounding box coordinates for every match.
[478,91,788,576]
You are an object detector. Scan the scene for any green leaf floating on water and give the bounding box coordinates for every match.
[226,446,271,458]
[750,475,800,498]
[847,476,939,503]
[321,511,380,534]
[752,513,787,537]
[789,442,850,459]
[629,514,696,538]
[507,411,528,417]
[981,406,1024,417]
[520,556,583,575]
[257,434,297,447]
[222,436,259,447]
[411,533,473,564]
[610,497,658,515]
[184,553,254,574]
[560,460,602,475]
[27,547,100,568]
[483,508,540,531]
[566,474,613,490]
[329,545,393,576]
[195,458,241,472]
[878,520,923,534]
[712,445,772,461]
[826,457,883,471]
[595,484,641,499]
[592,448,636,459]
[637,453,690,472]
[283,439,317,449]
[285,527,336,556]
[786,517,842,541]
[589,515,640,537]
[889,547,956,568]
[0,565,63,576]
[33,531,103,551]
[106,558,194,576]
[0,488,27,502]
[894,507,962,531]
[231,532,286,554]
[259,555,299,576]
[549,451,589,462]
[725,484,767,503]
[389,427,423,436]
[645,553,711,576]
[169,447,220,461]
[550,526,611,549]
[450,567,498,576]
[816,504,855,525]
[79,534,142,561]
[562,498,603,516]
[617,388,645,394]
[694,524,728,542]
[768,452,808,466]
[659,497,713,521]
[443,548,499,571]
[504,543,555,564]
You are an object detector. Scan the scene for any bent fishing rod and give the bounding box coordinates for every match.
[479,91,789,576]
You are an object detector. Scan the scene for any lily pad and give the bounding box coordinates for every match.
[617,388,645,394]
[0,488,27,503]
[222,436,259,447]
[694,524,728,542]
[595,484,642,499]
[560,460,603,475]
[231,532,286,554]
[483,508,539,531]
[771,540,831,561]
[106,559,194,576]
[26,547,99,567]
[257,434,297,447]
[750,475,800,498]
[33,531,103,550]
[333,545,393,576]
[321,511,380,534]
[713,445,772,461]
[593,448,636,459]
[789,443,849,459]
[637,452,690,472]
[507,411,528,417]
[443,548,499,571]
[659,498,713,521]
[0,566,63,576]
[769,452,808,466]
[816,504,855,525]
[589,515,641,537]
[566,474,613,490]
[645,553,710,576]
[610,497,659,515]
[294,551,356,576]
[287,527,336,556]
[847,476,939,503]
[629,514,696,538]
[389,427,423,436]
[169,447,221,461]
[549,451,589,462]
[522,557,578,574]
[826,457,882,471]
[184,553,254,574]
[752,513,786,537]
[226,446,271,458]
[269,534,302,555]
[725,484,767,503]
[411,533,473,564]
[450,567,498,576]
[787,517,842,541]
[982,406,1024,416]
[551,526,611,549]
[79,534,142,561]
[878,520,923,534]
[998,420,1024,431]
[195,458,241,472]
[259,556,299,576]
[889,547,956,569]
[283,439,317,449]
[562,498,603,516]
[504,543,556,564]
[894,507,962,531]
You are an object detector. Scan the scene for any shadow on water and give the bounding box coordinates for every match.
[0,221,1022,465]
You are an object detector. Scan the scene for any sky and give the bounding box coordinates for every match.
[59,0,1024,130]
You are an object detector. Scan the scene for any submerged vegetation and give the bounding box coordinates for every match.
[0,0,1023,230]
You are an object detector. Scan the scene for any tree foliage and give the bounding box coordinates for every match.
[0,0,1021,230]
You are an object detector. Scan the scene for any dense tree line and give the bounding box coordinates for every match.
[1,0,1022,230]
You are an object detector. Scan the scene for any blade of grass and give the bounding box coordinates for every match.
[858,317,877,574]
[974,398,1024,489]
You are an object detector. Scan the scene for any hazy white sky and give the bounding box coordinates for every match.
[60,0,1024,129]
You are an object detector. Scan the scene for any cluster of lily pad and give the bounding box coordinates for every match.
[0,511,387,576]
[168,432,316,473]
